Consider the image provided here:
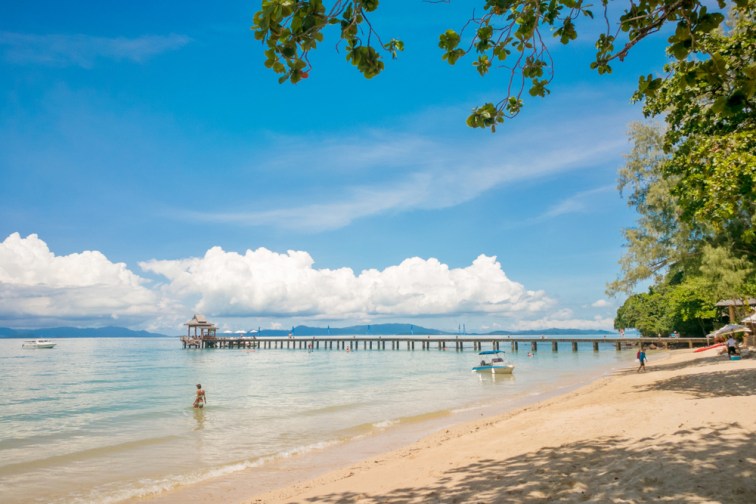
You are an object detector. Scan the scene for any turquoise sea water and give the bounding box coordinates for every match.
[0,336,637,503]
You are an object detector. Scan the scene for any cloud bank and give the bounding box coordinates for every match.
[0,233,161,326]
[0,233,602,332]
[140,246,554,320]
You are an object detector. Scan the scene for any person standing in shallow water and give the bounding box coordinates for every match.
[193,384,206,408]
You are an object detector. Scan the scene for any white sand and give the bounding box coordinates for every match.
[245,348,756,503]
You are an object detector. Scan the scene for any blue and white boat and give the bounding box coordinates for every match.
[472,350,514,375]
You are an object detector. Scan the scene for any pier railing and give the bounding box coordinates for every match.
[180,335,712,352]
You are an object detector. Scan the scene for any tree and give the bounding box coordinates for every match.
[665,277,718,336]
[698,244,756,314]
[251,0,743,130]
[637,3,756,257]
[607,121,695,295]
[610,118,755,334]
[610,3,754,333]
[614,288,673,337]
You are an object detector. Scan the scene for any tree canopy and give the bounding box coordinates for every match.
[250,1,756,335]
[251,0,747,131]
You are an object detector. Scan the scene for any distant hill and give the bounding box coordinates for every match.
[486,328,614,336]
[269,324,614,337]
[289,323,448,336]
[0,323,616,339]
[0,326,166,339]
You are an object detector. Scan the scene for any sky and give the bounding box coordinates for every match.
[0,1,674,335]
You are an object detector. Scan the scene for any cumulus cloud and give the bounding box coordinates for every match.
[140,246,554,320]
[0,233,161,324]
[0,32,190,67]
[592,299,610,308]
[1,234,616,331]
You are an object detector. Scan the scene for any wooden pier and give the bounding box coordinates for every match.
[180,335,712,352]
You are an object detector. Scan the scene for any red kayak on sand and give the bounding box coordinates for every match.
[694,342,724,353]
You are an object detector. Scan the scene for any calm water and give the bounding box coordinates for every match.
[0,336,637,503]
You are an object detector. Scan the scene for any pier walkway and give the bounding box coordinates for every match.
[180,335,712,352]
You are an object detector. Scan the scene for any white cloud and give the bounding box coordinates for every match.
[140,246,554,320]
[0,233,161,323]
[592,299,610,308]
[183,124,627,232]
[0,32,190,67]
[0,234,616,331]
[537,185,617,221]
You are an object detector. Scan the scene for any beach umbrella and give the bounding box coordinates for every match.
[741,313,756,324]
[712,324,752,337]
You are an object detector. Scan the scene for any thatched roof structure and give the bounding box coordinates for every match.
[184,314,217,338]
[185,314,215,327]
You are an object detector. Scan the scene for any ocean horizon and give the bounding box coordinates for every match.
[0,335,638,503]
[0,323,628,339]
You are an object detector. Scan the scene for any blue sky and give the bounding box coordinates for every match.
[0,1,672,334]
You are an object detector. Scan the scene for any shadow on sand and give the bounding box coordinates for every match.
[300,361,755,504]
[301,423,754,504]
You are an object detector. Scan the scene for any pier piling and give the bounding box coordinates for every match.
[179,335,706,354]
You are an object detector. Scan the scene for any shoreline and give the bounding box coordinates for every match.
[139,347,756,503]
[250,348,756,503]
[136,353,631,504]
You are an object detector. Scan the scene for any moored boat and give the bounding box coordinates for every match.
[472,350,514,375]
[22,339,57,349]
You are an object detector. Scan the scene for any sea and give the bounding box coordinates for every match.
[0,336,638,503]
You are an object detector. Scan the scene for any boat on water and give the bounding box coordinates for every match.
[472,350,514,375]
[22,339,57,349]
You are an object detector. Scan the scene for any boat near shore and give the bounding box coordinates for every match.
[22,339,57,349]
[472,350,514,375]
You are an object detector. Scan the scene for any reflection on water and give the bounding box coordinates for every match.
[193,407,205,430]
[476,372,517,383]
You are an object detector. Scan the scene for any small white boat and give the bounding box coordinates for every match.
[22,339,57,349]
[472,350,514,375]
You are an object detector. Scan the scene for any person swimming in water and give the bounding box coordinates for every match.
[193,384,206,408]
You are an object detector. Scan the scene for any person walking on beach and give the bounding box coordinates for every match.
[193,384,206,408]
[637,348,647,372]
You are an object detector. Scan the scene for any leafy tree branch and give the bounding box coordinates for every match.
[251,0,739,131]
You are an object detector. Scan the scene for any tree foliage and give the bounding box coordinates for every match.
[637,3,756,256]
[608,122,689,295]
[610,121,755,335]
[614,288,673,337]
[249,2,756,334]
[610,2,755,335]
[251,0,743,131]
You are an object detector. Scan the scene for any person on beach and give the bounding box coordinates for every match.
[193,384,206,408]
[727,336,739,356]
[637,348,647,372]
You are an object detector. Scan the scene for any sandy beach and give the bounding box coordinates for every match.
[238,347,755,504]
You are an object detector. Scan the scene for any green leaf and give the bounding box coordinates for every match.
[696,13,724,33]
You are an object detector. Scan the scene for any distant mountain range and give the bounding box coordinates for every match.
[0,326,166,338]
[0,323,614,339]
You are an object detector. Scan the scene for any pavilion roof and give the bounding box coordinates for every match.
[715,298,756,307]
[185,314,215,327]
